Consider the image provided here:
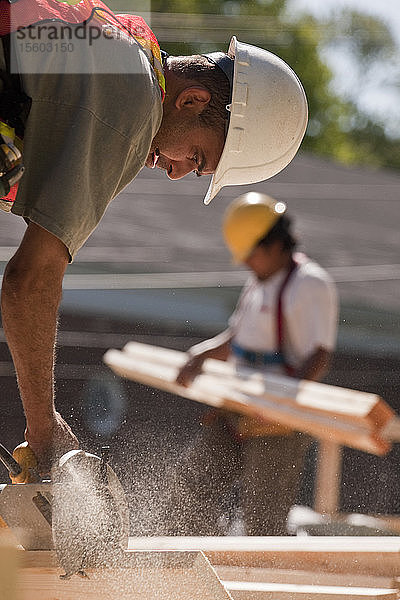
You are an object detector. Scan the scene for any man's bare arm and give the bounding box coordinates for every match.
[294,346,332,382]
[1,222,78,473]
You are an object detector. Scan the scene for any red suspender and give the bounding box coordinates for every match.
[276,257,298,376]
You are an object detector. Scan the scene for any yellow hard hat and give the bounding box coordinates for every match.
[223,192,286,262]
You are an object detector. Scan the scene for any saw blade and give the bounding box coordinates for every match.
[51,449,129,578]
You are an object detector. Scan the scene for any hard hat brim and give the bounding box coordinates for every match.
[204,36,238,206]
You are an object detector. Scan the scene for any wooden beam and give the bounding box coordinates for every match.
[103,342,394,455]
[214,566,399,590]
[314,441,342,515]
[224,580,400,599]
[18,550,232,600]
[18,539,400,599]
[125,537,400,577]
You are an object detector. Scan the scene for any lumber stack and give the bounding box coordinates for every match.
[104,342,396,455]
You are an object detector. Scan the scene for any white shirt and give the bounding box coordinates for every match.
[229,256,338,372]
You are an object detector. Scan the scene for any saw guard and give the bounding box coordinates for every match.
[51,449,130,577]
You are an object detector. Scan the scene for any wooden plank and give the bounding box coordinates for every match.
[365,516,400,534]
[124,537,400,577]
[17,541,400,599]
[112,342,393,429]
[208,550,400,577]
[21,539,400,579]
[224,580,400,599]
[18,550,233,600]
[214,566,399,590]
[121,342,392,431]
[103,343,393,455]
[219,390,387,455]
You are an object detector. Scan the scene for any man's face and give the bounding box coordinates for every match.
[244,241,284,281]
[146,99,225,180]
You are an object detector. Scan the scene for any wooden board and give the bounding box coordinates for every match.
[224,580,400,599]
[18,550,233,600]
[125,536,400,578]
[214,566,399,590]
[217,566,400,600]
[18,539,400,600]
[103,342,395,455]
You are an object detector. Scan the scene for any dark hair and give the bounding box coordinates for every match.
[169,55,231,134]
[256,215,297,252]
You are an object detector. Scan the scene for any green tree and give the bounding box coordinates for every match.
[319,9,400,168]
[106,0,400,170]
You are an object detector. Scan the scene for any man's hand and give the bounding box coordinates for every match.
[176,355,205,387]
[176,334,232,387]
[25,411,79,476]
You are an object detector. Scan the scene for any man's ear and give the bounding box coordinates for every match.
[175,86,211,113]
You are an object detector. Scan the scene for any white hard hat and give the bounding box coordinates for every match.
[203,37,308,205]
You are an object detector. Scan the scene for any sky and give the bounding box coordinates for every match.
[288,0,400,136]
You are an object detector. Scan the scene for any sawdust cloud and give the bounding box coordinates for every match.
[49,443,231,599]
[51,451,127,576]
[117,419,239,537]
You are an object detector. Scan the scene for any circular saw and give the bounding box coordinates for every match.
[0,443,129,579]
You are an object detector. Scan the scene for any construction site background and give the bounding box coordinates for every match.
[0,152,399,531]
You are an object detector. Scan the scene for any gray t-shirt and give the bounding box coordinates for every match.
[9,22,163,259]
